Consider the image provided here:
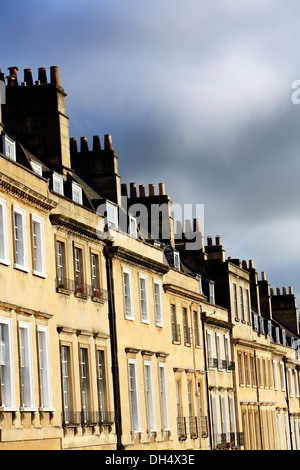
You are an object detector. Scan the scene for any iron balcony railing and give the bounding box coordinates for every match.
[208,357,235,371]
[177,417,187,441]
[198,416,209,438]
[56,278,108,302]
[189,416,198,439]
[214,432,244,449]
[62,410,115,427]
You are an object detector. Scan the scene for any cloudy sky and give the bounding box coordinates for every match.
[1,0,300,299]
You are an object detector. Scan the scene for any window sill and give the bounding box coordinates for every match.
[0,258,10,266]
[33,270,47,279]
[13,263,29,273]
[20,407,38,413]
[125,315,135,321]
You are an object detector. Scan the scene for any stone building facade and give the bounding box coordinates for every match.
[0,65,299,450]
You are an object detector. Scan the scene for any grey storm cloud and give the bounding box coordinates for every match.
[0,0,300,297]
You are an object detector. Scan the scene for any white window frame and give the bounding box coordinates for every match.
[30,160,43,176]
[38,325,53,410]
[128,358,142,432]
[277,412,283,450]
[288,367,294,397]
[154,278,163,327]
[216,332,223,370]
[19,321,35,410]
[0,317,16,409]
[209,281,215,304]
[129,214,137,238]
[280,361,286,392]
[245,289,251,323]
[139,273,149,324]
[273,359,279,391]
[123,267,134,320]
[207,330,215,368]
[52,172,64,195]
[224,334,232,365]
[32,214,46,278]
[0,198,10,266]
[72,182,83,205]
[3,134,16,161]
[144,360,157,432]
[295,369,300,398]
[106,202,118,229]
[173,251,180,270]
[13,205,29,272]
[158,362,170,431]
[239,286,244,321]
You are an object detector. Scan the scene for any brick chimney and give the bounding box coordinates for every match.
[2,65,71,171]
[121,182,174,246]
[70,134,121,205]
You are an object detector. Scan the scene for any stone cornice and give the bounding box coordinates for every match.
[105,245,169,275]
[163,283,205,303]
[0,171,57,213]
[50,213,104,243]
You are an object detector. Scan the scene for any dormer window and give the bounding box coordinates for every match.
[30,160,43,176]
[106,202,118,229]
[53,172,64,195]
[173,251,180,270]
[3,135,16,161]
[129,214,137,238]
[72,182,83,205]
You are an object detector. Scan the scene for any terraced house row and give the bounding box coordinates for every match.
[0,65,299,450]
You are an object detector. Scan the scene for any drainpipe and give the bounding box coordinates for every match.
[283,357,293,450]
[253,350,263,450]
[201,311,213,450]
[105,245,122,450]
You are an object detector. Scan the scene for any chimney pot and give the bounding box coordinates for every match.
[50,66,60,86]
[249,260,254,269]
[130,182,137,198]
[289,286,294,295]
[121,183,128,196]
[7,67,18,85]
[70,138,78,155]
[24,68,33,86]
[38,67,47,84]
[282,287,287,295]
[104,134,113,150]
[158,182,165,195]
[215,235,221,245]
[80,136,89,153]
[242,260,247,269]
[139,184,146,197]
[270,288,274,296]
[149,184,155,196]
[261,271,266,281]
[207,236,212,246]
[176,220,183,234]
[93,135,101,153]
[185,220,192,232]
[276,288,281,295]
[193,218,201,232]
